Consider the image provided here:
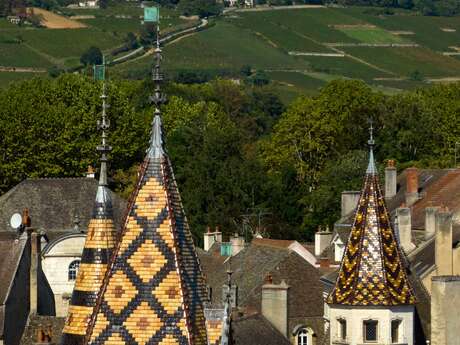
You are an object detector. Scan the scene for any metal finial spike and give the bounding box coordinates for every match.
[96,57,112,187]
[366,119,377,175]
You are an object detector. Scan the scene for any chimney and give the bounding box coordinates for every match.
[261,279,289,337]
[430,276,460,345]
[215,225,222,243]
[396,207,415,253]
[405,167,419,206]
[24,209,39,315]
[230,233,245,256]
[204,226,215,252]
[385,159,397,199]
[424,206,439,240]
[341,191,361,218]
[435,208,453,276]
[86,165,95,178]
[314,226,332,257]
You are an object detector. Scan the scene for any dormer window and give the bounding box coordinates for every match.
[363,320,378,343]
[391,320,401,343]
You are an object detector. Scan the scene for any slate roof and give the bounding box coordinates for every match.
[86,113,209,345]
[0,232,28,338]
[232,314,291,345]
[0,178,126,240]
[327,153,416,306]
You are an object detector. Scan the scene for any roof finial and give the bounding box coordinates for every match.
[148,22,167,158]
[221,258,233,345]
[366,118,377,175]
[96,57,113,205]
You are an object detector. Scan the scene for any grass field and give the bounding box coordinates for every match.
[3,5,460,94]
[113,22,311,77]
[343,46,460,77]
[337,26,407,44]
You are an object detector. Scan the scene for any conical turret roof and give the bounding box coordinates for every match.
[85,36,208,345]
[62,79,117,345]
[326,131,416,306]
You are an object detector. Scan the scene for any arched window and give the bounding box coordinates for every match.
[68,260,80,281]
[297,328,308,345]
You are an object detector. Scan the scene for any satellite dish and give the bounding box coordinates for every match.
[10,213,22,230]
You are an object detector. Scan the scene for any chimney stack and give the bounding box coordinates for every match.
[435,208,453,276]
[396,207,415,253]
[24,209,39,315]
[314,226,332,257]
[405,167,419,206]
[341,191,361,218]
[86,165,95,179]
[424,206,439,240]
[431,276,460,345]
[385,159,397,199]
[261,279,289,337]
[203,226,223,251]
[230,233,245,256]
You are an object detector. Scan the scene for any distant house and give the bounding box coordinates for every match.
[77,0,98,7]
[6,16,21,25]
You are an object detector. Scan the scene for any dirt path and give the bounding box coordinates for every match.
[0,66,47,72]
[31,8,87,29]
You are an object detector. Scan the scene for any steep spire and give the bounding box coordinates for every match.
[366,120,377,175]
[85,21,209,345]
[61,60,117,345]
[326,127,416,306]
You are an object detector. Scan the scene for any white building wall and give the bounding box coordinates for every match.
[42,235,86,317]
[328,305,414,345]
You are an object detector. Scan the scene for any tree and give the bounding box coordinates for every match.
[80,46,103,66]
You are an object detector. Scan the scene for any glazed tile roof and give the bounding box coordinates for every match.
[327,150,416,306]
[61,183,116,344]
[85,113,208,345]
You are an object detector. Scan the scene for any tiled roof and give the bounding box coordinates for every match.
[0,232,27,338]
[0,178,126,236]
[61,184,117,344]
[232,314,291,345]
[410,169,460,229]
[86,114,208,345]
[327,169,416,306]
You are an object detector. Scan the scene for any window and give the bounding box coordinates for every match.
[68,260,80,281]
[297,328,308,345]
[363,320,378,342]
[391,320,401,343]
[338,319,347,340]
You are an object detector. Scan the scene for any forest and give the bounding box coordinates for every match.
[1,75,460,244]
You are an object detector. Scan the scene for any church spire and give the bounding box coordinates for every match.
[326,127,416,306]
[85,17,209,345]
[61,59,117,345]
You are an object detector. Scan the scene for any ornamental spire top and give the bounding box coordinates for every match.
[366,119,377,175]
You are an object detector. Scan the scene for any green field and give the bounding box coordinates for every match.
[113,22,311,77]
[337,27,407,44]
[3,5,460,94]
